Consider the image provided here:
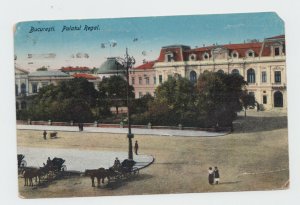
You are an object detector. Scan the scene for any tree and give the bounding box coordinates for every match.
[98,75,134,115]
[149,76,196,125]
[26,78,98,122]
[36,66,48,71]
[131,93,154,115]
[240,91,256,117]
[195,72,247,127]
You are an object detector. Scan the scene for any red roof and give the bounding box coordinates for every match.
[61,66,90,72]
[134,61,156,70]
[72,73,98,80]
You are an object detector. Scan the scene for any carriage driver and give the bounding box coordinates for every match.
[113,157,121,169]
[46,157,53,169]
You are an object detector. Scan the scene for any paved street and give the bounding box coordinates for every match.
[18,146,154,172]
[17,124,228,137]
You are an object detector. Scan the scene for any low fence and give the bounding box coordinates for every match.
[16,120,230,132]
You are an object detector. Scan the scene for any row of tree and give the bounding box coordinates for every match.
[17,72,255,128]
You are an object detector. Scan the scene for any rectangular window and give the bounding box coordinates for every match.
[263,95,267,104]
[32,83,38,93]
[249,92,255,97]
[159,75,163,84]
[146,92,150,95]
[261,71,267,83]
[274,47,280,56]
[138,92,143,98]
[275,71,281,83]
[139,77,142,85]
[131,77,135,85]
[168,75,172,80]
[167,54,173,62]
[153,76,156,85]
[146,77,150,85]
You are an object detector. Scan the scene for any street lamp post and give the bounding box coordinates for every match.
[115,48,136,160]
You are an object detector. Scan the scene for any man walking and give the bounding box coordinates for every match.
[134,140,139,155]
[43,130,47,140]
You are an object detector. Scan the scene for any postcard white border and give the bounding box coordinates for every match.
[1,0,299,205]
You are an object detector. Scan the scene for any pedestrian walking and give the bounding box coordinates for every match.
[214,167,220,184]
[134,140,139,155]
[43,130,47,140]
[208,167,214,185]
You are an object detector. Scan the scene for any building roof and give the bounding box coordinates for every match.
[96,57,126,74]
[60,66,90,72]
[265,34,285,40]
[28,70,70,77]
[134,61,156,70]
[72,73,99,80]
[157,35,285,62]
[15,67,29,74]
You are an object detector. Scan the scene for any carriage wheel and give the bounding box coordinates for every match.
[61,165,67,171]
[20,160,27,167]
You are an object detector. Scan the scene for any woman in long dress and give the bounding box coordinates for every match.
[208,167,214,185]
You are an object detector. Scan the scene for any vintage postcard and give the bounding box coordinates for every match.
[14,12,288,198]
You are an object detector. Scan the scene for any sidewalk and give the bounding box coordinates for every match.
[17,124,228,137]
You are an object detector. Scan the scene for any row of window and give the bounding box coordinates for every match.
[188,69,282,84]
[167,47,283,62]
[131,76,156,85]
[15,82,49,95]
[248,91,283,107]
[246,69,281,84]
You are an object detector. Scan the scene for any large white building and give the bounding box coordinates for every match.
[135,35,286,110]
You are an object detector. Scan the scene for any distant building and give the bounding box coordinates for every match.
[95,57,126,80]
[134,35,286,110]
[15,67,29,110]
[130,61,156,98]
[28,70,72,95]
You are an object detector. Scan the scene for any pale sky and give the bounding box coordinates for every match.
[14,12,284,71]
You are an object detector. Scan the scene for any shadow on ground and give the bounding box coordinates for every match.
[104,173,154,190]
[233,115,287,133]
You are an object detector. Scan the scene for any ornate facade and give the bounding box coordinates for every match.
[143,35,286,110]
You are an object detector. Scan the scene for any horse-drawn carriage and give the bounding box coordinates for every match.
[22,156,67,186]
[85,159,139,187]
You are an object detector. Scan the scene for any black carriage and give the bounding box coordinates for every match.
[45,157,67,173]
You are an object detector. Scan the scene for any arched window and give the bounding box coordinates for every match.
[21,83,26,94]
[274,91,283,107]
[246,49,255,58]
[217,70,224,74]
[189,54,196,61]
[202,52,209,60]
[232,69,240,75]
[203,70,209,74]
[247,68,256,83]
[190,71,197,83]
[21,101,27,109]
[231,51,239,59]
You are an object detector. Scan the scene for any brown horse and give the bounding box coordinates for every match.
[23,167,48,186]
[85,168,113,187]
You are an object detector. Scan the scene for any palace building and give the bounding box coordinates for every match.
[132,35,286,110]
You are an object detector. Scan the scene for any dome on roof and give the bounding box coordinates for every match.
[96,57,126,75]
